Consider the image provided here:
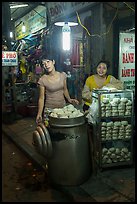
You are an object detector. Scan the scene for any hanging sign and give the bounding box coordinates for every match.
[2,51,18,66]
[47,2,96,23]
[15,5,47,40]
[119,32,135,90]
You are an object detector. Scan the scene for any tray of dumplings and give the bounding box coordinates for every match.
[100,97,132,117]
[101,120,132,141]
[101,146,132,166]
[49,104,85,127]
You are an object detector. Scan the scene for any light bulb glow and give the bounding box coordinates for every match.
[62,32,70,51]
[55,22,78,26]
[22,25,26,33]
[62,24,71,51]
[10,32,13,38]
[10,4,28,9]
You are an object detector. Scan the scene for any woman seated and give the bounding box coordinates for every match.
[82,60,123,111]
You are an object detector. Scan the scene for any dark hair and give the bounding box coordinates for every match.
[39,53,55,68]
[96,60,110,69]
[40,52,55,61]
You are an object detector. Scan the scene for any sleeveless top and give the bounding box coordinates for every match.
[38,72,67,109]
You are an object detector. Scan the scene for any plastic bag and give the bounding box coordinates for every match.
[86,99,99,124]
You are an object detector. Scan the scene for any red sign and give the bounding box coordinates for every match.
[2,51,18,66]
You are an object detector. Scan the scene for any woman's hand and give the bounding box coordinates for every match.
[105,83,116,88]
[68,98,79,105]
[36,114,42,124]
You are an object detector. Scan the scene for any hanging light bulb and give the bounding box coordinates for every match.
[62,23,71,51]
[10,32,13,38]
[55,21,78,51]
[22,23,26,33]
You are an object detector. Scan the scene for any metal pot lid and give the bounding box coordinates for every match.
[36,126,48,157]
[38,123,53,158]
[33,130,43,155]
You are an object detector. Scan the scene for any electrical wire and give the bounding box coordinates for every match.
[15,20,23,28]
[76,6,119,38]
[123,2,135,12]
[100,6,118,37]
[76,11,96,37]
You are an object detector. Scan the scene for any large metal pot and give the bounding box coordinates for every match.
[33,115,92,186]
[47,115,91,186]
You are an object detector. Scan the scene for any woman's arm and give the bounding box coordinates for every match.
[36,85,45,123]
[82,84,92,102]
[82,78,92,103]
[63,78,79,104]
[106,76,124,90]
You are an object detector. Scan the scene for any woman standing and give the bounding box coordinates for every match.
[82,60,123,111]
[36,55,79,124]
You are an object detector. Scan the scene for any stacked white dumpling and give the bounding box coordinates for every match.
[101,97,132,117]
[50,104,84,118]
[101,121,132,140]
[102,147,131,164]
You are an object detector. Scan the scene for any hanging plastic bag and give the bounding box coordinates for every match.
[86,99,99,124]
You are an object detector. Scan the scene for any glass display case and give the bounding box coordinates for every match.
[91,89,134,170]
